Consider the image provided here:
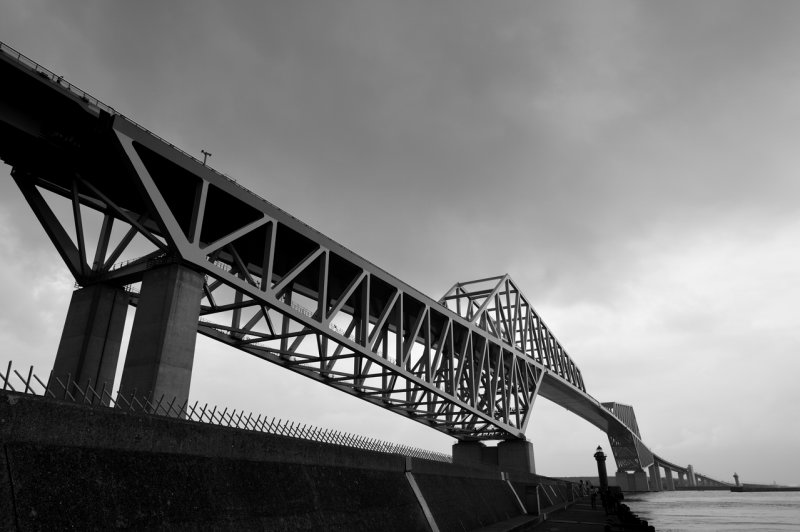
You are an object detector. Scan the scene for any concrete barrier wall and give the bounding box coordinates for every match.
[506,471,580,516]
[0,445,15,531]
[0,392,405,472]
[412,474,523,530]
[5,441,428,531]
[0,392,542,531]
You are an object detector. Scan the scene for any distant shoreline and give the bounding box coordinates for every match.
[731,486,800,492]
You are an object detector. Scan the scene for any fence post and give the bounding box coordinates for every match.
[2,361,12,390]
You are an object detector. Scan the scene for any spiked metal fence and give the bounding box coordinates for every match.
[0,360,451,463]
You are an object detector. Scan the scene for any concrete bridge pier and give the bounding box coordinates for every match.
[48,284,130,403]
[452,439,535,474]
[615,469,650,491]
[663,467,675,490]
[632,468,649,491]
[614,471,630,491]
[649,462,662,491]
[687,464,697,486]
[117,264,204,413]
[615,468,649,491]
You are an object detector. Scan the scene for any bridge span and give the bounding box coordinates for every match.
[0,40,729,490]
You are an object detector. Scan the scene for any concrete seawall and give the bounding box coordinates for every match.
[0,391,579,530]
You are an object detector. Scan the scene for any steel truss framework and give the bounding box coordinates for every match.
[602,402,642,439]
[9,111,593,441]
[602,402,653,470]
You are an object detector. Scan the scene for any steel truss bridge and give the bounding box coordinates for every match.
[0,41,730,487]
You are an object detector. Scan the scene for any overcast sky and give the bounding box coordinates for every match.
[1,1,799,485]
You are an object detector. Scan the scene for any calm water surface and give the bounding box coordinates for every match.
[624,490,800,531]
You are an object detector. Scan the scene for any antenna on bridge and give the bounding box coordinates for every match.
[201,149,212,165]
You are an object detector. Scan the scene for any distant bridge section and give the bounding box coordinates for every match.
[602,402,653,473]
[601,402,731,491]
[0,41,731,486]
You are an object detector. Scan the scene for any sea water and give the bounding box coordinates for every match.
[623,490,800,531]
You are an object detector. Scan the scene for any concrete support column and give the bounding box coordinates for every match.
[649,462,662,491]
[687,465,696,487]
[632,469,649,491]
[617,469,650,492]
[615,471,631,491]
[664,467,675,490]
[452,441,489,467]
[497,439,535,474]
[48,284,129,403]
[452,440,535,474]
[118,264,203,413]
[452,441,501,471]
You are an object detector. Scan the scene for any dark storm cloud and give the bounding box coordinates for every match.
[16,0,798,281]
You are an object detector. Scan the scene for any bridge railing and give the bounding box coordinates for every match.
[1,360,451,463]
[0,40,116,117]
[0,39,421,302]
[0,41,259,207]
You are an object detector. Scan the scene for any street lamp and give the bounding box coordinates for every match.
[594,445,608,490]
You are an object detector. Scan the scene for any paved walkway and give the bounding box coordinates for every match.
[531,498,649,532]
[474,497,654,532]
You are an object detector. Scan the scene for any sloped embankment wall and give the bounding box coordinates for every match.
[0,391,541,531]
[3,441,427,531]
